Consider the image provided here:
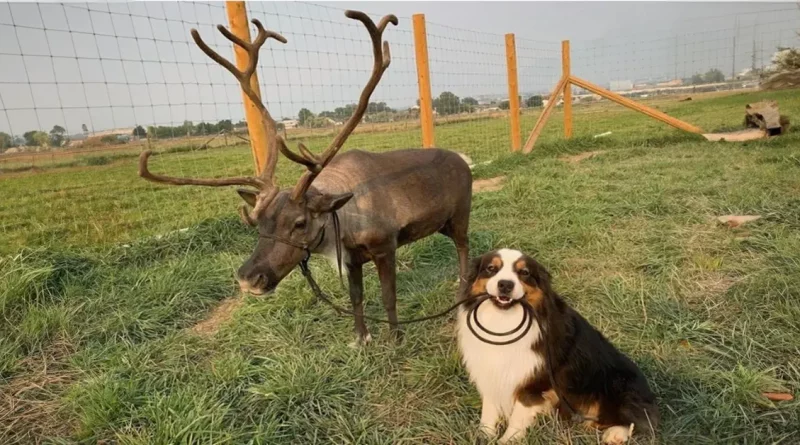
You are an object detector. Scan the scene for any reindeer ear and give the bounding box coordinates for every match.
[307,192,353,214]
[237,189,258,207]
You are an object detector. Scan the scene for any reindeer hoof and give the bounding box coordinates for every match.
[348,333,372,349]
[391,328,405,343]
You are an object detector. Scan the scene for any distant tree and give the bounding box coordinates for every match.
[195,122,217,134]
[366,102,391,114]
[33,132,49,147]
[183,120,194,136]
[690,73,704,85]
[132,125,147,138]
[217,119,233,132]
[526,95,544,108]
[49,125,66,147]
[498,100,510,110]
[147,126,158,139]
[331,104,356,120]
[703,68,725,83]
[24,130,49,147]
[462,97,478,106]
[0,132,12,151]
[234,120,247,129]
[298,108,314,126]
[81,123,89,135]
[433,91,461,115]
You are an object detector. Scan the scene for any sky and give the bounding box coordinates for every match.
[1,1,799,138]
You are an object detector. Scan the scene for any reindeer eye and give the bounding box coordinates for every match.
[519,268,530,277]
[294,220,306,229]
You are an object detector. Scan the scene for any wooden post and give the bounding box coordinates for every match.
[226,1,269,174]
[562,40,572,139]
[505,33,521,151]
[569,75,703,134]
[413,13,435,148]
[522,75,568,153]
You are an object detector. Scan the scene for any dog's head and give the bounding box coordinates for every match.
[464,248,551,309]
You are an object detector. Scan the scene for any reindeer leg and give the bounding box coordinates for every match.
[374,251,402,341]
[441,214,470,298]
[454,231,470,297]
[347,262,371,347]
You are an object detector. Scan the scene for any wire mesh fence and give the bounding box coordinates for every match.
[570,7,800,98]
[1,2,799,253]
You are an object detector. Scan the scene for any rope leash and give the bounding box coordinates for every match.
[258,211,597,423]
[298,257,596,423]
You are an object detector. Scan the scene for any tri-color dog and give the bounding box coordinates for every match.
[457,249,659,444]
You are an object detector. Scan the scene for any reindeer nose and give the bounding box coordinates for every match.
[252,274,268,289]
[497,280,515,295]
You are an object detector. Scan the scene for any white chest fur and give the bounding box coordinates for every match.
[456,302,544,416]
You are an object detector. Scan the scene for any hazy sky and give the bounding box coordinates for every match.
[1,1,798,138]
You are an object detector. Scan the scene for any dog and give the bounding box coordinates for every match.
[456,249,659,444]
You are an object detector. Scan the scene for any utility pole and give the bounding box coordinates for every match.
[751,34,757,73]
[731,16,739,79]
[674,35,678,80]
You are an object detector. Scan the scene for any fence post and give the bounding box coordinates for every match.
[562,40,572,139]
[413,13,435,148]
[226,1,269,174]
[505,33,521,151]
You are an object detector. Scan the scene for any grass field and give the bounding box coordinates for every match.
[2,89,800,444]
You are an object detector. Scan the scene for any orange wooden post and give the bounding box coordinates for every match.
[413,13,435,148]
[226,1,269,174]
[522,75,568,153]
[505,33,521,151]
[562,40,573,139]
[569,75,703,133]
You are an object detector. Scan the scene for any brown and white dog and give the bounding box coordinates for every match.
[456,249,659,444]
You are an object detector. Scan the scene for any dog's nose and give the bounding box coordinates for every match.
[497,280,515,295]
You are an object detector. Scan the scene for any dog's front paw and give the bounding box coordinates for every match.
[478,423,497,439]
[498,428,524,444]
[602,424,633,444]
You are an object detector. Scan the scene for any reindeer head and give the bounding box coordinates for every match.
[138,10,397,295]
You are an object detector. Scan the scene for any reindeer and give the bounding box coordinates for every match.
[137,10,472,344]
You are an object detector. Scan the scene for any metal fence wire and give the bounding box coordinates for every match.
[1,2,799,251]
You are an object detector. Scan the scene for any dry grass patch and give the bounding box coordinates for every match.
[189,296,244,336]
[472,176,506,193]
[559,150,607,164]
[0,339,77,444]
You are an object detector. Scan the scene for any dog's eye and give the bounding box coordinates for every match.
[518,268,530,277]
[486,264,498,273]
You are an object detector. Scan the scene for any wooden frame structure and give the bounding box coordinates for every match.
[522,40,704,153]
[227,5,710,168]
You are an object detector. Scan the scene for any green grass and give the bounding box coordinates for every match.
[1,89,800,444]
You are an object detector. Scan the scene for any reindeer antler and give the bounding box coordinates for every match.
[138,150,265,188]
[283,10,398,201]
[138,19,286,192]
[138,10,398,215]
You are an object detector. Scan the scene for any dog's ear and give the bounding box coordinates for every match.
[461,255,484,296]
[526,257,552,289]
[466,256,483,283]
